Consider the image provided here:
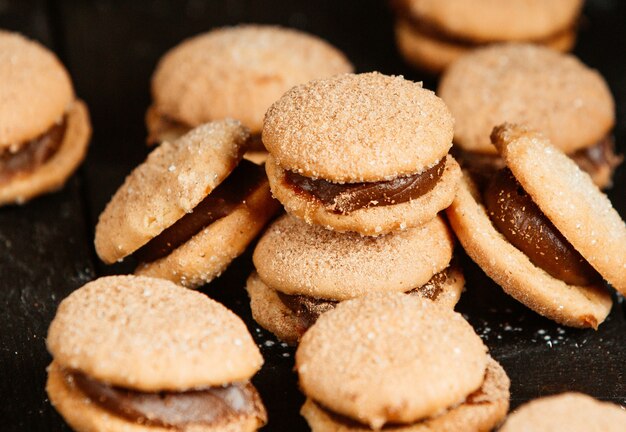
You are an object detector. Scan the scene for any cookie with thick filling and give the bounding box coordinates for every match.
[263,72,461,235]
[0,31,91,205]
[447,124,622,328]
[46,276,267,431]
[296,293,509,430]
[95,120,280,288]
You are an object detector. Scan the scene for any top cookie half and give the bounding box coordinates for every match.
[263,72,454,182]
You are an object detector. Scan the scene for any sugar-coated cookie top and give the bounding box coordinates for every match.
[253,214,453,300]
[439,44,614,154]
[399,0,582,42]
[0,31,74,148]
[263,72,453,182]
[296,292,487,429]
[500,393,626,432]
[152,25,353,134]
[47,275,262,391]
[95,120,248,263]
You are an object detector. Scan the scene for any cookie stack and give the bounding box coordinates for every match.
[247,72,463,342]
[391,0,583,74]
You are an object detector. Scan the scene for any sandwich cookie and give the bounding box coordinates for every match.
[147,24,353,150]
[391,0,581,73]
[500,393,626,432]
[447,123,625,328]
[247,214,463,344]
[95,120,280,288]
[296,293,510,431]
[0,31,91,205]
[46,275,267,431]
[439,44,621,188]
[263,72,461,236]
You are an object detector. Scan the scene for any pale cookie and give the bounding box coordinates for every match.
[493,124,626,296]
[296,292,489,429]
[149,25,352,138]
[500,393,626,432]
[301,357,509,431]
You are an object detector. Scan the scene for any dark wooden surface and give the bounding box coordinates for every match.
[0,1,624,430]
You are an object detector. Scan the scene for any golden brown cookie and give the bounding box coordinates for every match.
[95,120,279,288]
[438,44,620,187]
[446,124,618,328]
[0,31,91,205]
[46,275,267,431]
[500,393,626,432]
[263,72,460,235]
[296,293,508,430]
[148,25,353,144]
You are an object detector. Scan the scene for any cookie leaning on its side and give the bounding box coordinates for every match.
[296,293,510,431]
[0,31,91,206]
[447,123,625,328]
[95,120,280,288]
[247,214,463,344]
[46,275,267,431]
[263,72,461,236]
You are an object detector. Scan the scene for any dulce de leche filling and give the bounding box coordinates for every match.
[277,267,454,336]
[484,169,600,286]
[284,158,446,215]
[65,370,266,429]
[133,160,266,264]
[0,119,66,184]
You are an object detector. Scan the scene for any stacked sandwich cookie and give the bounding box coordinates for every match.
[439,44,621,188]
[391,0,582,73]
[46,276,267,431]
[247,214,463,344]
[263,72,461,236]
[0,31,91,206]
[95,120,280,288]
[296,293,510,431]
[147,24,353,162]
[447,123,626,328]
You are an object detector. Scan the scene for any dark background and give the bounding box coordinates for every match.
[0,0,624,430]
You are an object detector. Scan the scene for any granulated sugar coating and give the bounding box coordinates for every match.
[95,120,249,263]
[253,214,454,300]
[296,292,488,429]
[439,44,614,154]
[46,275,263,391]
[152,25,353,133]
[493,124,626,296]
[500,393,626,432]
[263,72,454,182]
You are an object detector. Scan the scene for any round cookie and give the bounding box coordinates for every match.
[0,31,91,205]
[492,124,626,296]
[500,393,626,432]
[0,100,91,205]
[438,44,615,155]
[301,357,509,431]
[263,72,453,182]
[95,120,248,263]
[296,292,489,429]
[253,214,454,300]
[150,25,353,136]
[0,31,73,146]
[397,0,582,43]
[394,19,575,75]
[47,276,263,390]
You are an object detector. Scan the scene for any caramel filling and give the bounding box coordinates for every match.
[484,169,600,286]
[0,119,66,184]
[284,158,446,215]
[133,160,266,264]
[66,370,266,429]
[456,135,621,187]
[277,267,453,336]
